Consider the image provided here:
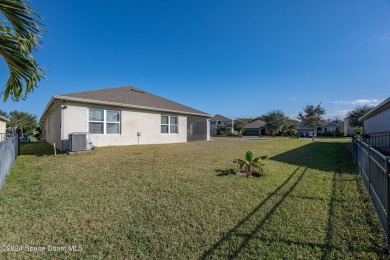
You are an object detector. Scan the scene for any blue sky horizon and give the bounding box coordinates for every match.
[0,0,389,120]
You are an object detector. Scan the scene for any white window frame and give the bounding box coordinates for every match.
[88,108,121,134]
[161,115,178,134]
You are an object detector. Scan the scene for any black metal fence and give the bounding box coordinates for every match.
[352,137,390,247]
[363,131,390,156]
[0,135,19,190]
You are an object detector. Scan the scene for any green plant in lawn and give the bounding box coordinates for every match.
[234,151,267,177]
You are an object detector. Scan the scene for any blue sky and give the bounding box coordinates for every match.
[1,0,389,119]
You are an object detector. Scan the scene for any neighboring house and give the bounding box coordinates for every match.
[0,115,8,142]
[297,122,314,137]
[360,97,390,154]
[243,120,267,136]
[319,122,342,134]
[343,120,356,136]
[297,121,343,137]
[41,86,211,151]
[210,114,233,136]
[360,97,390,134]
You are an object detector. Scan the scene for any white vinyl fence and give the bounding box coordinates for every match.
[0,135,18,190]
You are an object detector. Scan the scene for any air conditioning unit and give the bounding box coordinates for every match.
[69,132,93,152]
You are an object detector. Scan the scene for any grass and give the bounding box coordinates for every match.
[0,138,388,259]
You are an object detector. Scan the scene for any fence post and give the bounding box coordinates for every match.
[368,145,372,196]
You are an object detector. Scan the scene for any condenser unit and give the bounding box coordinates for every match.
[69,132,93,152]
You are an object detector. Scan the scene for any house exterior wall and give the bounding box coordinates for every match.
[44,105,62,149]
[0,120,6,141]
[363,107,390,134]
[320,123,342,134]
[48,102,209,150]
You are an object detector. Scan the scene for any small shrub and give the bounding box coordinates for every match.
[233,151,267,177]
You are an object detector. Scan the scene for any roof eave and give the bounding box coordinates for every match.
[54,95,212,118]
[0,115,9,122]
[359,97,390,121]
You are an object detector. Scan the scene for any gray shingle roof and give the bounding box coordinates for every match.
[244,120,267,129]
[54,86,210,117]
[211,114,232,121]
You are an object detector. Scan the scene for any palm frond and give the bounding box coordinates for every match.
[0,0,44,101]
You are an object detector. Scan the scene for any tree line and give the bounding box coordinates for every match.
[232,104,374,139]
[0,109,38,136]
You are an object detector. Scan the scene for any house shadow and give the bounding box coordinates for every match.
[269,141,355,174]
[19,142,65,156]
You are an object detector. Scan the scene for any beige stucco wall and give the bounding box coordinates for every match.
[0,120,6,141]
[363,107,390,134]
[60,102,197,150]
[44,105,62,149]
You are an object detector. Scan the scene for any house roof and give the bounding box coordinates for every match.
[322,122,342,128]
[211,114,232,122]
[360,97,390,121]
[244,120,267,129]
[42,86,211,119]
[0,115,9,122]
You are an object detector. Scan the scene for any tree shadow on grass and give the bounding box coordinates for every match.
[201,166,305,258]
[20,142,65,156]
[269,141,355,173]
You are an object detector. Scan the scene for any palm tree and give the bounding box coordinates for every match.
[0,0,44,101]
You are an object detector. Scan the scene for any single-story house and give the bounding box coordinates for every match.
[243,120,267,136]
[297,122,314,137]
[0,115,9,142]
[360,97,390,154]
[298,121,343,137]
[319,122,342,134]
[41,86,211,151]
[210,114,233,136]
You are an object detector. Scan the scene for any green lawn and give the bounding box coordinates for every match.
[0,138,388,259]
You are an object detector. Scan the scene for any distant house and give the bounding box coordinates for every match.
[343,120,356,136]
[319,122,342,134]
[0,115,8,141]
[360,97,390,134]
[41,86,211,151]
[297,122,314,137]
[297,121,342,137]
[243,120,267,136]
[210,114,233,136]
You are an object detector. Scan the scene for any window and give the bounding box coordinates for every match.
[89,108,120,134]
[161,115,178,134]
[211,121,215,125]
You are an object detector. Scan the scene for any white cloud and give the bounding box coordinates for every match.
[375,33,390,41]
[332,98,382,106]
